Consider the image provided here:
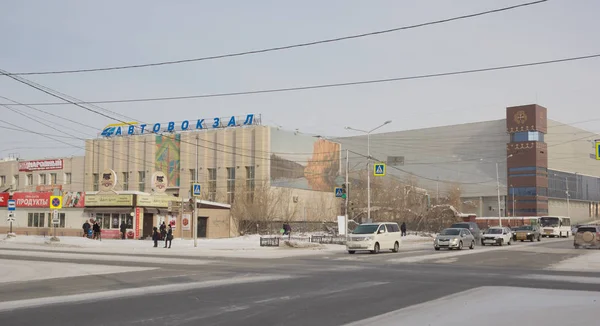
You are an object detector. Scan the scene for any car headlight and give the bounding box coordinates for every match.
[451,238,458,243]
[364,236,374,241]
[527,232,532,235]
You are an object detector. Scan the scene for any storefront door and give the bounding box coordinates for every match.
[143,213,154,238]
[197,216,208,238]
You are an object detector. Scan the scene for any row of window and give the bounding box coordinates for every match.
[27,212,66,228]
[508,187,548,197]
[514,208,549,214]
[0,173,72,187]
[511,131,545,143]
[94,213,133,230]
[92,166,256,204]
[506,169,600,202]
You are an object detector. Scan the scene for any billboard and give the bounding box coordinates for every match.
[270,129,341,192]
[155,134,181,187]
[12,192,51,208]
[63,191,85,208]
[19,159,63,172]
[0,193,8,207]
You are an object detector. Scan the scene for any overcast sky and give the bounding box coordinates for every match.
[1,0,599,159]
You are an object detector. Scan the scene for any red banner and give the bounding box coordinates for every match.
[12,192,51,208]
[18,159,63,172]
[135,207,142,239]
[0,193,9,207]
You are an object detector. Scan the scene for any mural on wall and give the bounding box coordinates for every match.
[155,134,181,187]
[270,129,341,192]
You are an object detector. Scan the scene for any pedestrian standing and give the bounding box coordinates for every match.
[400,222,407,237]
[152,227,159,247]
[93,222,102,241]
[159,222,167,240]
[120,221,127,240]
[164,224,173,248]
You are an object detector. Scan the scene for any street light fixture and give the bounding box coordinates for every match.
[345,120,392,223]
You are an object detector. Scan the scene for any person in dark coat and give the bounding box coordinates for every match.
[152,227,159,247]
[82,220,91,238]
[120,221,127,240]
[159,222,167,240]
[164,224,173,248]
[400,222,407,237]
[93,222,101,240]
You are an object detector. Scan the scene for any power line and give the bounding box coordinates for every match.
[4,52,598,106]
[4,0,548,76]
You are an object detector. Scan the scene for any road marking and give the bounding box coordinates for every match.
[517,274,600,284]
[0,274,295,313]
[433,258,458,264]
[151,273,199,280]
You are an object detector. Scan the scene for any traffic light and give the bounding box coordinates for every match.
[341,183,347,199]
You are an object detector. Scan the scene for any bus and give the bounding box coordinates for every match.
[539,216,571,238]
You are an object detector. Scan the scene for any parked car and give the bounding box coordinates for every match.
[346,222,402,254]
[481,226,513,246]
[574,225,600,249]
[434,228,475,250]
[514,225,541,242]
[450,222,482,242]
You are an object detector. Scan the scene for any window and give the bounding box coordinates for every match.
[13,175,18,187]
[207,168,217,201]
[138,171,146,192]
[386,224,400,232]
[245,166,255,202]
[508,166,547,173]
[27,212,45,227]
[50,173,57,185]
[227,167,235,203]
[122,172,129,191]
[92,173,99,191]
[39,174,47,185]
[47,212,66,228]
[509,187,548,197]
[190,169,197,182]
[26,174,33,186]
[64,173,72,185]
[95,213,131,229]
[511,131,544,142]
[515,208,549,214]
[0,175,5,186]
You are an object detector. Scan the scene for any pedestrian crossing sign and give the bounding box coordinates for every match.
[334,187,343,197]
[596,141,600,160]
[374,163,386,176]
[192,183,202,197]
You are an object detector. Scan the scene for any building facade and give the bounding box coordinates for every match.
[338,104,600,224]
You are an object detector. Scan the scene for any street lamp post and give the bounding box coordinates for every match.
[345,120,392,223]
[495,154,513,227]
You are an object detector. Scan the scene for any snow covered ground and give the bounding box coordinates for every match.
[0,259,157,284]
[0,233,433,259]
[547,250,600,272]
[344,286,600,325]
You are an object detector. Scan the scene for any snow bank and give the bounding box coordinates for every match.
[547,251,600,272]
[344,286,600,325]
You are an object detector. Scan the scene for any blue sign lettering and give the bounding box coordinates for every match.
[100,114,257,137]
[227,116,236,127]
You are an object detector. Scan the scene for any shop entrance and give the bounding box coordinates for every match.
[143,213,154,239]
[197,216,208,238]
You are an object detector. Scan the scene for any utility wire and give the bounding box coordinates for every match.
[3,52,598,106]
[4,0,548,76]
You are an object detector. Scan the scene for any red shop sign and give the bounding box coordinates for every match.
[0,193,9,207]
[12,192,52,208]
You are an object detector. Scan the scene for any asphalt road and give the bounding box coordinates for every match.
[0,237,598,326]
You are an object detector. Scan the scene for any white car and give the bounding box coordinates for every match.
[481,226,513,246]
[346,222,402,254]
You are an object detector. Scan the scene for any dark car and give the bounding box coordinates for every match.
[450,222,482,242]
[514,225,541,242]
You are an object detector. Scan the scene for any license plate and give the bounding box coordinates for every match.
[545,230,552,234]
[484,240,496,243]
[517,234,527,240]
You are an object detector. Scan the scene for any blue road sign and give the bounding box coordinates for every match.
[334,187,343,198]
[7,199,15,211]
[192,183,202,197]
[374,163,386,176]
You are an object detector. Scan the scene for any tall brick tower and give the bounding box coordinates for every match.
[505,104,549,216]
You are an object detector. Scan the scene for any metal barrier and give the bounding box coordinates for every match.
[259,237,280,247]
[310,235,347,245]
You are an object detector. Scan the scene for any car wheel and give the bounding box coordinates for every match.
[458,241,463,250]
[348,250,356,254]
[559,232,562,238]
[574,244,580,249]
[392,241,399,253]
[481,241,485,246]
[537,235,541,242]
[469,241,475,249]
[499,239,504,246]
[507,238,511,245]
[370,243,380,254]
[434,247,440,251]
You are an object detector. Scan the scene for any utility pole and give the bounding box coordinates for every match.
[194,135,199,247]
[566,176,571,217]
[345,150,349,234]
[436,177,439,205]
[496,162,502,227]
[512,185,515,219]
[367,133,371,223]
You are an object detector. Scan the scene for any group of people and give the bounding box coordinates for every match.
[82,220,102,240]
[152,222,173,248]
